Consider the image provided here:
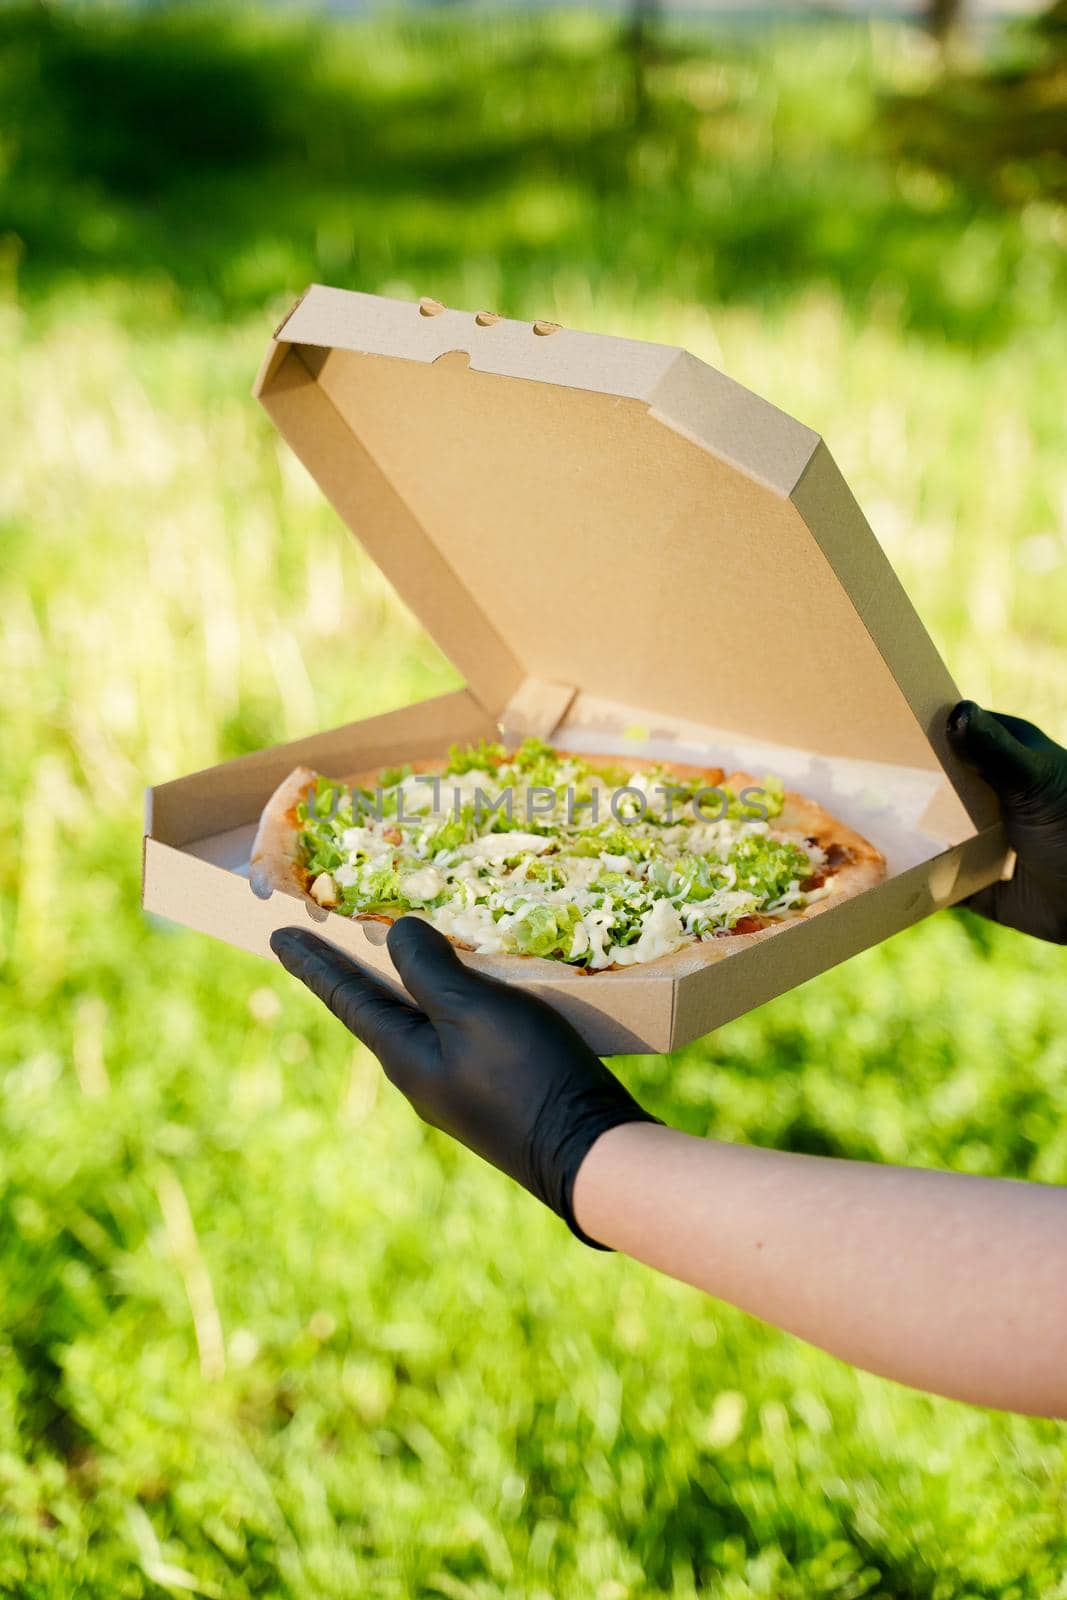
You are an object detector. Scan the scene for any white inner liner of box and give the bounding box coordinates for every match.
[549,693,949,876]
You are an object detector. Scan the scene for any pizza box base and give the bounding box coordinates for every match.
[142,686,1007,1056]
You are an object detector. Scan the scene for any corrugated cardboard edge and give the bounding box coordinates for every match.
[273,287,309,342]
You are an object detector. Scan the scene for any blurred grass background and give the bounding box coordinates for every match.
[2,2,1067,1595]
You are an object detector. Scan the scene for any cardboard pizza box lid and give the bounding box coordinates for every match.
[253,285,996,831]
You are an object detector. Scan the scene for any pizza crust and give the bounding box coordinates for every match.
[250,753,886,977]
[249,765,318,904]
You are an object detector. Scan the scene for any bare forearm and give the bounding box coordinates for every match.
[573,1123,1067,1416]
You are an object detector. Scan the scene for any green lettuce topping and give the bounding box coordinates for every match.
[424,806,477,855]
[507,737,563,788]
[378,764,411,788]
[728,835,809,899]
[445,739,506,775]
[296,777,353,876]
[293,740,814,968]
[506,902,583,960]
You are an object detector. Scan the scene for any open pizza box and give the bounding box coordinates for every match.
[142,284,1009,1054]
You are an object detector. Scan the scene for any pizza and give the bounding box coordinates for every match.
[251,739,885,977]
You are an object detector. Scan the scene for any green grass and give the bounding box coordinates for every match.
[1,7,1067,1596]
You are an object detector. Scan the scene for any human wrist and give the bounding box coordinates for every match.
[570,1119,663,1249]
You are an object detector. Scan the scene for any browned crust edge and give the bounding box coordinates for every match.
[249,765,317,904]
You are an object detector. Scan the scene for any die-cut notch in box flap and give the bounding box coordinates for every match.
[255,284,996,832]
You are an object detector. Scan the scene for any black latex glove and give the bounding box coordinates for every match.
[947,700,1067,945]
[270,919,660,1246]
